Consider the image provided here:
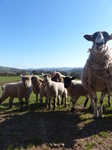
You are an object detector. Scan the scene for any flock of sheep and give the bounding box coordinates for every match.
[0,31,112,119]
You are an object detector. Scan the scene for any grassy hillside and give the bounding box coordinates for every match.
[0,77,112,150]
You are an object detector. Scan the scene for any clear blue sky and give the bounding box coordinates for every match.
[0,0,112,69]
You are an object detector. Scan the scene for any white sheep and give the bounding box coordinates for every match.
[81,31,112,118]
[62,76,93,112]
[31,75,43,103]
[0,74,32,111]
[42,73,67,110]
[39,80,48,108]
[51,71,67,107]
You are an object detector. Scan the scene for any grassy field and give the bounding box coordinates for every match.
[0,76,112,150]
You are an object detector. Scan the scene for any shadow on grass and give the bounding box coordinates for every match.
[0,105,112,150]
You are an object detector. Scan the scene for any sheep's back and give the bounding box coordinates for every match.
[67,81,88,98]
[4,82,32,98]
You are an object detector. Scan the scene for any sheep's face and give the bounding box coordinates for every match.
[84,31,112,54]
[20,75,31,88]
[31,76,38,84]
[51,73,59,82]
[63,76,76,88]
[43,74,51,83]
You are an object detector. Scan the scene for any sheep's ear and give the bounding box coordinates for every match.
[42,73,44,76]
[84,34,93,41]
[39,78,43,82]
[71,77,76,80]
[51,73,56,78]
[110,34,112,40]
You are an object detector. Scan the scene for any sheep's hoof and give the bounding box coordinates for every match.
[71,108,75,113]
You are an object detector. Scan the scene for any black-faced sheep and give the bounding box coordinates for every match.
[42,73,67,110]
[62,76,93,112]
[0,74,32,111]
[81,31,112,118]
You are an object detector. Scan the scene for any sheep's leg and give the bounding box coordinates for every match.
[61,95,64,105]
[91,91,98,119]
[36,94,38,103]
[65,97,68,108]
[99,92,106,118]
[25,97,29,110]
[40,98,42,107]
[107,95,111,107]
[71,97,79,112]
[84,96,89,107]
[9,97,14,109]
[19,98,24,111]
[49,98,52,110]
[46,98,48,108]
[57,95,60,106]
[89,94,94,110]
[53,97,56,110]
[0,92,9,104]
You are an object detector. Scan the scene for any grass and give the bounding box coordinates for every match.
[0,76,21,85]
[0,76,112,150]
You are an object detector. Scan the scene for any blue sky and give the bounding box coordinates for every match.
[0,0,112,69]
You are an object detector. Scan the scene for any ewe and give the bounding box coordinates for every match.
[0,74,32,111]
[81,31,112,118]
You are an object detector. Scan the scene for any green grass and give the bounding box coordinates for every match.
[0,76,112,150]
[0,76,21,84]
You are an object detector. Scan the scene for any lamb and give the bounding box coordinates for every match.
[31,75,43,103]
[62,76,93,112]
[51,71,67,106]
[81,31,112,118]
[42,73,67,110]
[51,71,65,83]
[0,74,32,111]
[39,80,48,107]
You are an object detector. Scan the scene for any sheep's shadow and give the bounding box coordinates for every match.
[0,106,112,150]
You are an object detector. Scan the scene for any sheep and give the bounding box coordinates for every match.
[42,73,67,110]
[87,48,111,107]
[51,71,93,109]
[81,31,112,118]
[39,80,48,108]
[31,75,43,103]
[51,71,65,83]
[0,74,32,111]
[62,76,93,112]
[51,71,67,106]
